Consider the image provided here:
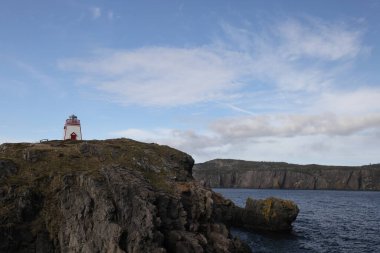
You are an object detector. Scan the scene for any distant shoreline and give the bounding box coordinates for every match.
[193,159,380,191]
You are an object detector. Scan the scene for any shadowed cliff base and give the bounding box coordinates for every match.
[193,159,380,190]
[0,139,298,253]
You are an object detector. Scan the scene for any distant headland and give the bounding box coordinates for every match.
[193,159,380,191]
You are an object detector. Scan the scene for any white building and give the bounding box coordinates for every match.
[63,114,82,140]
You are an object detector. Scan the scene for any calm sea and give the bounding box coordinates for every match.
[213,189,380,253]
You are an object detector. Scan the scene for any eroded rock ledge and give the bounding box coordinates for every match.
[0,139,298,253]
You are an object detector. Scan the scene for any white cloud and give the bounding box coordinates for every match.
[60,47,247,106]
[247,52,333,91]
[112,128,220,150]
[277,18,364,61]
[111,128,223,161]
[111,122,380,165]
[223,134,380,166]
[221,18,364,91]
[62,16,378,165]
[211,113,380,139]
[315,88,380,114]
[110,88,380,164]
[90,7,101,19]
[60,17,366,106]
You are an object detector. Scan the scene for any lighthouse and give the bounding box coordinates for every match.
[63,114,82,140]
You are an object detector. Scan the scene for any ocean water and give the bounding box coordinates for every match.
[213,189,380,253]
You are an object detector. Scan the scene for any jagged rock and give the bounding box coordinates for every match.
[236,197,299,231]
[17,189,43,222]
[0,159,18,180]
[23,148,45,163]
[0,139,251,253]
[211,193,299,232]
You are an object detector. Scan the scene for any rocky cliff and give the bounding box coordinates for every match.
[0,139,298,253]
[193,159,380,190]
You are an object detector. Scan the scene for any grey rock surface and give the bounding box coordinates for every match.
[0,139,254,253]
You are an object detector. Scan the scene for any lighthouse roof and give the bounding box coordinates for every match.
[66,114,80,125]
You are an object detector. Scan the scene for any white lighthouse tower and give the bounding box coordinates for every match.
[63,114,82,140]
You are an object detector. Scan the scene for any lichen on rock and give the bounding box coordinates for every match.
[242,197,299,231]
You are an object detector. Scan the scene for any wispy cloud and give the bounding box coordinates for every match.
[59,47,247,106]
[111,110,380,164]
[14,61,54,87]
[211,113,380,139]
[60,17,366,107]
[224,103,256,115]
[220,18,365,91]
[315,88,380,114]
[109,88,380,164]
[110,88,380,163]
[90,7,101,19]
[107,11,114,20]
[277,18,364,61]
[0,59,63,95]
[89,7,115,20]
[62,16,377,164]
[110,128,224,161]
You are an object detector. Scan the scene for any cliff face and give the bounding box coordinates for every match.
[0,140,253,253]
[193,159,380,190]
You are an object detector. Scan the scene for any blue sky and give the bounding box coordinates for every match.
[1,0,380,165]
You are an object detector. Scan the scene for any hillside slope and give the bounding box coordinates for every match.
[193,159,380,190]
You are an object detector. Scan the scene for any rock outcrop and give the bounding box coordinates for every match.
[0,139,298,253]
[193,159,380,190]
[211,194,299,233]
[234,197,299,231]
